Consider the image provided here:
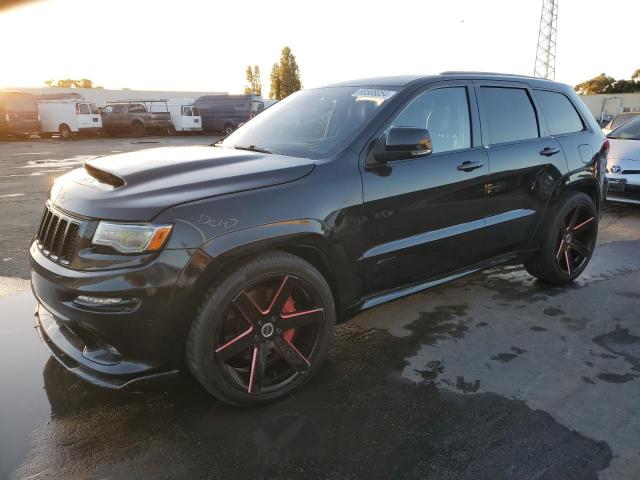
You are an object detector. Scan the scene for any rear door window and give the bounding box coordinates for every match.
[88,104,99,114]
[480,87,538,144]
[533,90,584,135]
[182,106,193,116]
[78,104,90,114]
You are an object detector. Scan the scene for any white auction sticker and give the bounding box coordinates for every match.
[351,88,397,100]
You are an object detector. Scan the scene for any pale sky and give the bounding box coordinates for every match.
[0,0,637,93]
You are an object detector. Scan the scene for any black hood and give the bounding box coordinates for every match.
[51,146,315,221]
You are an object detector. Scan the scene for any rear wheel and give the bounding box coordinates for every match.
[525,191,598,284]
[166,125,177,136]
[224,124,234,135]
[186,252,335,406]
[130,122,145,137]
[58,124,72,140]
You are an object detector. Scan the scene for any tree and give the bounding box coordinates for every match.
[43,78,97,88]
[243,65,262,96]
[269,63,282,100]
[574,73,615,95]
[55,78,78,88]
[269,46,302,100]
[574,70,640,94]
[78,78,93,88]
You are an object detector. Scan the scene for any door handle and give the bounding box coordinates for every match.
[540,147,560,156]
[457,160,484,172]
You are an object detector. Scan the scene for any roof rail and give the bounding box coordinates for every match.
[439,71,547,80]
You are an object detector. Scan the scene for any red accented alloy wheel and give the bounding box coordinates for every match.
[555,204,596,275]
[215,274,326,395]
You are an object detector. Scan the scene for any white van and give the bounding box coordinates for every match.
[36,100,102,139]
[150,99,202,134]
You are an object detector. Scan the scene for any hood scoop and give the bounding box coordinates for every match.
[84,163,125,189]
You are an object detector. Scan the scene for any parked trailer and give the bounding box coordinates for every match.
[0,92,40,138]
[149,99,202,134]
[36,100,102,139]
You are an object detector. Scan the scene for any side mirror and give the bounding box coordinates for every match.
[372,127,433,163]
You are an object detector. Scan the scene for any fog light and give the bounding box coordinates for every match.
[74,295,139,310]
[76,295,124,305]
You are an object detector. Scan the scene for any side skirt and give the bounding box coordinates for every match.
[356,252,520,313]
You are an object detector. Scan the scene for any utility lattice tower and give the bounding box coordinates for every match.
[534,0,558,80]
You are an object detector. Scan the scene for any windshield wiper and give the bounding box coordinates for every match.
[232,145,273,154]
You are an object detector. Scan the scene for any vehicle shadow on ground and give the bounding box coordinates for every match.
[15,313,611,480]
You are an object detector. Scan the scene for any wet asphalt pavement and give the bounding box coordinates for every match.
[1,137,639,479]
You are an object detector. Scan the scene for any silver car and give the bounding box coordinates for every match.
[606,116,640,205]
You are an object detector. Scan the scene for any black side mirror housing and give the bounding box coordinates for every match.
[371,127,433,163]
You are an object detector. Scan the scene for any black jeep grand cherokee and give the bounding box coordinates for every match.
[31,73,607,406]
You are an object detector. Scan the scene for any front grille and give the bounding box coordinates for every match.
[36,205,80,265]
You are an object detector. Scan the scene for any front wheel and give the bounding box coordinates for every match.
[525,191,598,284]
[186,252,335,406]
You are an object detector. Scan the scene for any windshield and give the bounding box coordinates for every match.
[608,116,640,140]
[219,86,395,158]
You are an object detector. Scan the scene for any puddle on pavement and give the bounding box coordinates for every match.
[0,290,613,480]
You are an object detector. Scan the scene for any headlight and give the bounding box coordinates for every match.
[92,222,172,253]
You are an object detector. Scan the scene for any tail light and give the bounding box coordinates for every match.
[37,111,41,121]
[76,103,81,115]
[249,112,254,119]
[603,139,610,155]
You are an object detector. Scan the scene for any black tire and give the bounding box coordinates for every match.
[58,124,72,140]
[130,121,145,137]
[186,251,335,406]
[223,124,234,135]
[166,125,177,136]
[524,191,598,284]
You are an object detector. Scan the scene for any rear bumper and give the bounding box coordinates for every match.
[30,243,201,389]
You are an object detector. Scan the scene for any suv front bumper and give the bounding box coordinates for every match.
[30,242,200,389]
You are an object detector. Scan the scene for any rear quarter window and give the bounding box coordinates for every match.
[78,104,90,114]
[480,87,539,144]
[533,90,584,135]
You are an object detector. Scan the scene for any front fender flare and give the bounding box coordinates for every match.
[200,219,359,315]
